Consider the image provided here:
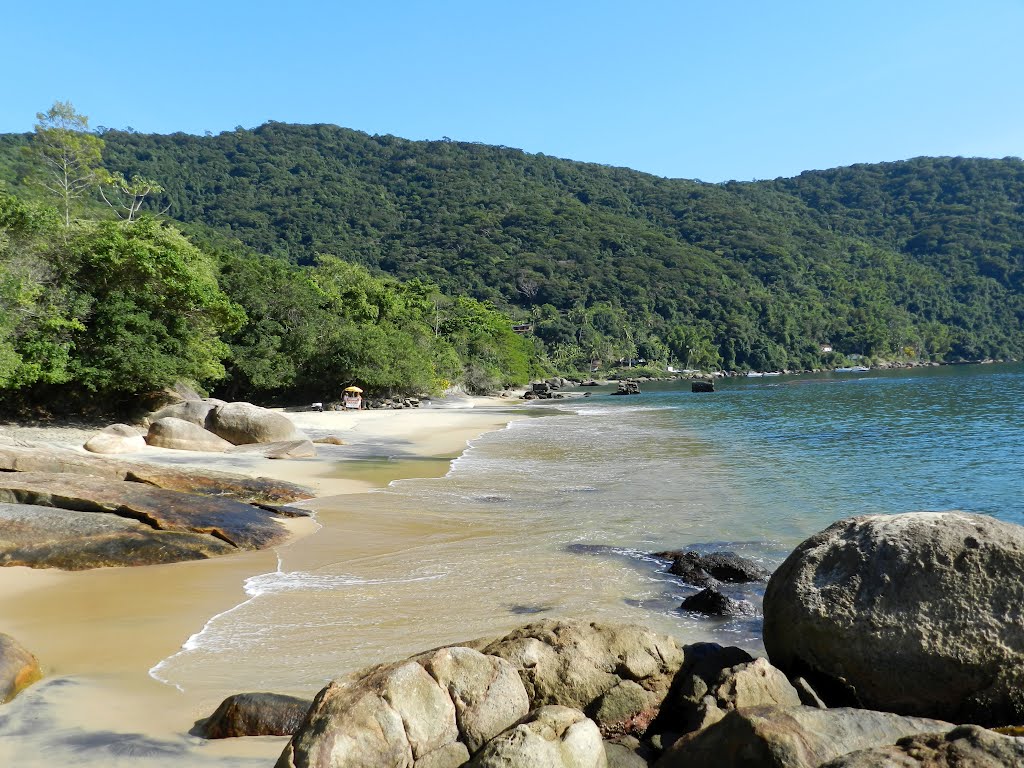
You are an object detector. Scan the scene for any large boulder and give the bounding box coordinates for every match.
[821,724,1024,767]
[763,512,1024,724]
[467,706,607,768]
[0,632,42,703]
[148,398,225,428]
[145,417,234,452]
[0,502,235,569]
[655,706,952,768]
[476,619,685,737]
[278,648,529,768]
[207,403,305,445]
[198,692,313,738]
[83,424,147,455]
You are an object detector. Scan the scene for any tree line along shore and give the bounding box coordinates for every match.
[3,104,1024,418]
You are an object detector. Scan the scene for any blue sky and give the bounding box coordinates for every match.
[3,0,1021,182]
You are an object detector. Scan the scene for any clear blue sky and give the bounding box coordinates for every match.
[3,0,1021,182]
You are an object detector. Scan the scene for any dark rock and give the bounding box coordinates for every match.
[0,472,290,551]
[0,632,41,703]
[198,692,313,738]
[763,512,1024,725]
[820,724,1024,767]
[655,706,953,768]
[680,588,756,617]
[658,550,770,584]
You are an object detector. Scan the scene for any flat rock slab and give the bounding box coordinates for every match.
[0,440,312,504]
[0,473,290,551]
[0,503,236,569]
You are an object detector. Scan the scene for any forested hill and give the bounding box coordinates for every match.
[4,122,1023,371]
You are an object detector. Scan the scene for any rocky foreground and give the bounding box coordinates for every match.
[182,511,1024,767]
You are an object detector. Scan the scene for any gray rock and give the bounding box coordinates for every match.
[0,472,290,551]
[820,724,1024,767]
[148,399,225,428]
[467,705,607,768]
[763,512,1024,724]
[680,588,756,617]
[198,692,312,738]
[0,632,41,703]
[146,417,234,452]
[659,550,770,584]
[605,740,650,768]
[208,402,305,445]
[0,502,236,569]
[227,439,317,459]
[478,619,683,737]
[83,424,147,454]
[655,706,952,768]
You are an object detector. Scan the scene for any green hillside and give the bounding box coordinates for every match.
[3,121,1023,383]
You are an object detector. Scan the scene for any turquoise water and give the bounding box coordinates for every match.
[155,363,1024,695]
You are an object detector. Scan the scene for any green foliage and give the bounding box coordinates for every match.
[61,123,1023,369]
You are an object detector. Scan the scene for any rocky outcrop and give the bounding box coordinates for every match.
[199,692,313,738]
[0,632,41,703]
[0,502,235,568]
[0,440,312,504]
[820,724,1024,767]
[763,512,1024,725]
[145,417,234,452]
[655,706,952,768]
[0,473,292,567]
[467,706,607,768]
[83,424,147,455]
[207,402,306,445]
[476,620,684,737]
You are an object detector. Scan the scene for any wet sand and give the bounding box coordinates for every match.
[0,401,529,767]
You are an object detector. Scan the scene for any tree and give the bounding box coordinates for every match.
[98,171,164,222]
[27,101,105,227]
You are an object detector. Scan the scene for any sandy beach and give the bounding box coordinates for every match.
[0,398,532,767]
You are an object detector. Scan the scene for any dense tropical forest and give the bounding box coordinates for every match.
[1,105,1022,413]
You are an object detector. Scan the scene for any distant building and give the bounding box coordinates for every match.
[511,323,533,334]
[820,344,834,353]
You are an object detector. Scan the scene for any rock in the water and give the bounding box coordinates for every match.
[199,692,313,738]
[763,512,1024,724]
[227,440,317,459]
[0,472,289,551]
[312,435,346,445]
[208,402,305,445]
[0,502,237,568]
[0,632,41,703]
[658,550,770,584]
[655,706,952,768]
[148,398,225,427]
[680,588,756,617]
[146,417,234,452]
[477,619,684,737]
[820,724,1024,767]
[467,706,607,768]
[83,424,147,455]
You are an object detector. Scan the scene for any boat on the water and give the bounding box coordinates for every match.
[834,366,871,373]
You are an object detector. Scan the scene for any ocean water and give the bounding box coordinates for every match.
[153,363,1024,700]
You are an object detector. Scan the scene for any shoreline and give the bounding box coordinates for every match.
[0,398,532,766]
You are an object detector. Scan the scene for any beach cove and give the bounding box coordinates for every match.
[1,363,1023,765]
[0,401,535,767]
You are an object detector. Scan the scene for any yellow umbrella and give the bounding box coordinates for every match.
[343,386,364,393]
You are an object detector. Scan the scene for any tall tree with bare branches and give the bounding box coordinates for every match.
[28,101,104,227]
